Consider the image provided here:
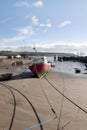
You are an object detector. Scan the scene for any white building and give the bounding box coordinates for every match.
[16,55,21,58]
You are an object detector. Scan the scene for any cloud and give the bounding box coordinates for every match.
[58,21,72,28]
[1,40,87,55]
[28,41,87,54]
[31,16,52,28]
[15,0,43,8]
[32,16,39,25]
[46,19,52,27]
[0,26,35,46]
[39,23,52,28]
[40,19,52,28]
[1,35,25,44]
[15,1,30,7]
[32,0,43,7]
[17,26,35,35]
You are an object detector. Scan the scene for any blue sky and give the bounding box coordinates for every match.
[0,0,87,55]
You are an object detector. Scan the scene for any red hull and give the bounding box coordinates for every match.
[29,62,51,78]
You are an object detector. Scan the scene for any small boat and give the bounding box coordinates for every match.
[85,63,87,67]
[0,73,12,81]
[74,68,81,73]
[29,56,51,78]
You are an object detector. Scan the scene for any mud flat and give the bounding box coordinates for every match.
[0,65,87,130]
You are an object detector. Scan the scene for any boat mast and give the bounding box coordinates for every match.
[33,43,38,56]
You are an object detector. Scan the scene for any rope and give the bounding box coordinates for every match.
[57,75,65,130]
[45,77,87,114]
[39,79,57,116]
[24,112,69,130]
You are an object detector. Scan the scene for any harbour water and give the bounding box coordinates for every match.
[47,57,87,77]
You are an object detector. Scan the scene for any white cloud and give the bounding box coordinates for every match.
[15,0,43,8]
[12,25,35,38]
[46,23,52,28]
[39,23,52,28]
[58,21,72,28]
[32,16,39,25]
[15,1,30,7]
[1,40,87,54]
[39,23,45,27]
[1,35,25,43]
[0,26,35,46]
[31,16,52,28]
[32,0,43,7]
[27,41,87,54]
[17,26,35,35]
[47,19,52,27]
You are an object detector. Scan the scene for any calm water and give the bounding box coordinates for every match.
[47,57,87,77]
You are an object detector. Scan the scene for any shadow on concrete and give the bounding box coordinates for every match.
[11,71,37,80]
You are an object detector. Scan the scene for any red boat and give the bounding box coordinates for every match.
[29,56,51,78]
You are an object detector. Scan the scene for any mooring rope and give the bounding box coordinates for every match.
[24,112,69,130]
[45,76,87,114]
[39,79,57,116]
[57,75,65,130]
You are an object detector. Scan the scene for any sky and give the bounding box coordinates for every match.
[0,0,87,55]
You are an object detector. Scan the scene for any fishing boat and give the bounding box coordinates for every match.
[0,73,12,81]
[74,68,81,73]
[29,56,51,78]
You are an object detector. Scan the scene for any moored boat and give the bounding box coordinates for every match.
[0,73,12,81]
[29,56,51,78]
[74,68,81,73]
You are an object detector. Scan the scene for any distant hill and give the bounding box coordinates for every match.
[0,51,77,57]
[0,51,18,56]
